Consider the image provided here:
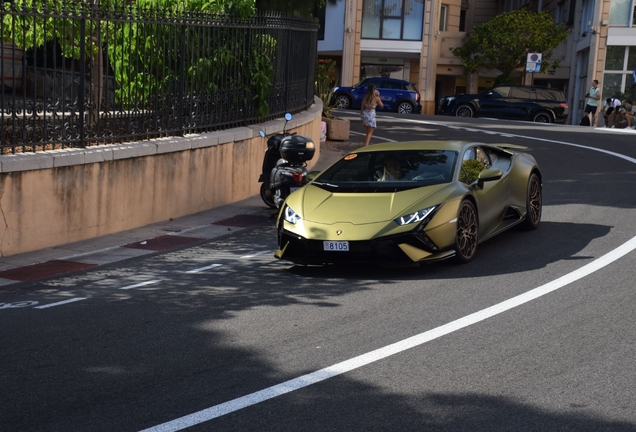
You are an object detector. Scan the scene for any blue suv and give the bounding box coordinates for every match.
[332,77,422,114]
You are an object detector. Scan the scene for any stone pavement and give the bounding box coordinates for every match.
[0,138,364,286]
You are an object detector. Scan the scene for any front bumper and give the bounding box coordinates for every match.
[276,229,454,265]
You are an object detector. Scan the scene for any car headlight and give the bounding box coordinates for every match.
[283,205,302,224]
[394,205,438,226]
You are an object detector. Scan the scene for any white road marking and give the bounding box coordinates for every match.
[140,121,636,432]
[34,298,87,309]
[140,237,636,432]
[185,264,223,273]
[240,250,273,259]
[120,280,161,290]
[0,301,39,309]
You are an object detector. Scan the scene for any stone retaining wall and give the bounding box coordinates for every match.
[0,99,323,257]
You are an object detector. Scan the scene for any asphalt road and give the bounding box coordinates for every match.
[1,112,636,432]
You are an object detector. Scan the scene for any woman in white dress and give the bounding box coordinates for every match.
[360,84,384,146]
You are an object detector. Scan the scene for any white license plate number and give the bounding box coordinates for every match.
[323,241,349,252]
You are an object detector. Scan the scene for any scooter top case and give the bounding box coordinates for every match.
[279,135,315,163]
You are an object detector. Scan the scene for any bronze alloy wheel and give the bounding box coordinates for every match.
[455,200,478,263]
[523,173,542,230]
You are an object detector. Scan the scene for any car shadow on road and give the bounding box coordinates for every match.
[286,220,612,280]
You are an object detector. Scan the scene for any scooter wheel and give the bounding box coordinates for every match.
[260,183,277,209]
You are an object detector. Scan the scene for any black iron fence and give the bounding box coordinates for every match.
[0,3,318,154]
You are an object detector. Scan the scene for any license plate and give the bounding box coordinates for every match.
[323,241,349,251]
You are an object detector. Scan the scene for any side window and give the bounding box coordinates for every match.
[462,148,475,161]
[490,86,511,98]
[460,147,489,184]
[367,78,383,89]
[510,87,536,99]
[535,89,563,100]
[382,80,402,90]
[475,147,491,168]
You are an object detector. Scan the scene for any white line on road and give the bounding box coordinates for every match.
[185,264,223,273]
[139,122,636,432]
[120,280,161,290]
[240,250,273,259]
[140,236,636,432]
[34,298,87,309]
[349,130,396,142]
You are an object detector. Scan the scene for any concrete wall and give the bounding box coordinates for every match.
[0,99,323,257]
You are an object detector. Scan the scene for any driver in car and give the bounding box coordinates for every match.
[376,157,404,181]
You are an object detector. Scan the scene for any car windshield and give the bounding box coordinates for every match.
[312,150,458,193]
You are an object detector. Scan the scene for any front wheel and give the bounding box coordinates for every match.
[533,112,552,123]
[335,94,351,109]
[260,183,277,209]
[522,173,542,230]
[455,104,474,118]
[396,101,414,114]
[455,200,478,263]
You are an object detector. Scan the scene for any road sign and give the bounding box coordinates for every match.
[526,52,543,73]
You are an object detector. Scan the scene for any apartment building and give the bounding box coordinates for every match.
[318,0,636,125]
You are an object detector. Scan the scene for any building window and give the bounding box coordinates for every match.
[500,0,520,13]
[581,0,595,34]
[566,0,576,26]
[459,8,467,31]
[603,46,636,99]
[609,0,635,26]
[361,0,424,41]
[556,2,565,24]
[439,5,448,31]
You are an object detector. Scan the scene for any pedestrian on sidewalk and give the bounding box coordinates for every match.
[621,100,635,129]
[361,84,384,146]
[602,95,621,127]
[584,79,601,126]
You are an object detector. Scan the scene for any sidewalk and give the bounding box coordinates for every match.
[0,138,364,286]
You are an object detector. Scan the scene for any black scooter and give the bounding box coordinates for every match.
[258,113,315,209]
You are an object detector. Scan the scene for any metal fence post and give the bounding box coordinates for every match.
[78,9,86,147]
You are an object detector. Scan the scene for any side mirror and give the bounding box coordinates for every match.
[284,113,292,121]
[259,130,265,138]
[306,171,321,181]
[477,168,503,187]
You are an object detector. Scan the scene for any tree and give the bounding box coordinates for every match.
[450,9,569,84]
[2,0,271,122]
[255,0,339,17]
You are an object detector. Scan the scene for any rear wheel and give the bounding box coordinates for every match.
[455,200,478,263]
[455,104,474,118]
[396,101,414,114]
[335,94,351,109]
[533,112,552,123]
[522,173,542,230]
[260,183,276,209]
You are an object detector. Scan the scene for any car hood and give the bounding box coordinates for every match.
[297,183,448,225]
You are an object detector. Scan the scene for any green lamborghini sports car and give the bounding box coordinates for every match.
[274,141,542,265]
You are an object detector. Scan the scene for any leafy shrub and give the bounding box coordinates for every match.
[315,59,338,119]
